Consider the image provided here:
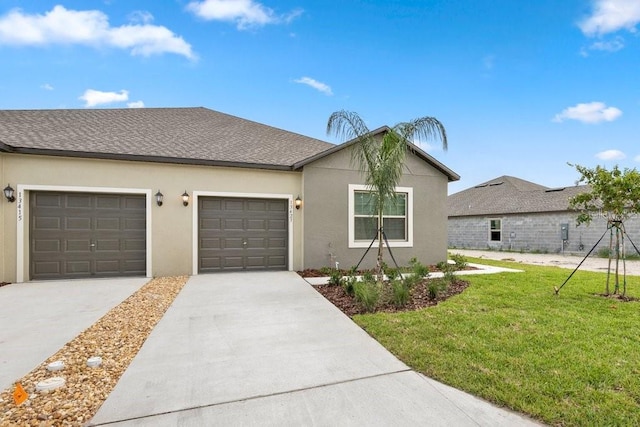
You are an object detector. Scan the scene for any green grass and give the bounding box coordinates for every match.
[354,258,640,426]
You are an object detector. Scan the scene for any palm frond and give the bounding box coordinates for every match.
[394,116,448,152]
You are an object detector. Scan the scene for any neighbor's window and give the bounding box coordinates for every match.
[489,219,502,242]
[349,184,413,248]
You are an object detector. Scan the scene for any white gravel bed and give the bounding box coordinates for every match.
[0,276,189,426]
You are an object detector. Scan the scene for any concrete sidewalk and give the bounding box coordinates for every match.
[89,272,541,426]
[450,249,640,276]
[0,277,147,391]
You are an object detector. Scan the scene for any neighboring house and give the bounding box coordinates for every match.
[448,175,640,254]
[0,107,459,283]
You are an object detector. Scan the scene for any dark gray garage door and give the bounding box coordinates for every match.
[30,192,146,280]
[199,197,288,272]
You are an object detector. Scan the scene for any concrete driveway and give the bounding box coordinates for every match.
[89,272,540,426]
[0,277,148,391]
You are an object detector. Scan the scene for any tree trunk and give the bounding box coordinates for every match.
[614,226,620,294]
[606,227,613,295]
[376,209,384,281]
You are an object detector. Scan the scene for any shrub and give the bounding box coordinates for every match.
[427,278,448,300]
[449,253,468,271]
[327,269,343,286]
[409,257,430,279]
[342,268,358,296]
[354,280,380,312]
[391,279,410,308]
[385,266,401,281]
[362,270,375,283]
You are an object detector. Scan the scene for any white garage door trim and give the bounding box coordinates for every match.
[16,184,153,283]
[192,191,294,275]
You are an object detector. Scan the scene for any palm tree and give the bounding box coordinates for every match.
[327,110,448,277]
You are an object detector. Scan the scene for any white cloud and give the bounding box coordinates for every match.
[187,0,302,30]
[584,36,625,55]
[635,155,640,162]
[596,149,626,160]
[552,102,622,124]
[0,5,195,59]
[579,0,640,36]
[127,100,145,108]
[79,89,129,107]
[294,77,333,96]
[41,83,54,90]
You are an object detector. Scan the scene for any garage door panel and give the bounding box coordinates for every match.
[247,219,266,230]
[268,237,286,248]
[66,217,92,230]
[222,257,244,269]
[201,218,221,231]
[124,197,146,210]
[224,200,244,211]
[34,217,61,230]
[66,239,90,252]
[224,238,244,249]
[124,239,146,251]
[66,260,91,274]
[35,194,63,207]
[124,218,145,230]
[223,218,244,231]
[33,239,60,252]
[66,194,93,208]
[96,218,120,230]
[30,191,146,280]
[96,195,121,209]
[96,239,120,251]
[199,197,288,273]
[33,261,62,276]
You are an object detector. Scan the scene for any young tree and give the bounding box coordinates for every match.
[327,110,448,278]
[568,164,640,295]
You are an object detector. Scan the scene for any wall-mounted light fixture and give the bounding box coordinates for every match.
[295,195,302,210]
[3,184,15,203]
[182,191,190,207]
[155,190,164,207]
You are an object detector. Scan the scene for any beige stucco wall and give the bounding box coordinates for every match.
[302,146,450,270]
[1,153,303,282]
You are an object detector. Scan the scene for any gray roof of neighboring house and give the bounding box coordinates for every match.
[448,175,589,217]
[294,126,460,182]
[0,107,334,170]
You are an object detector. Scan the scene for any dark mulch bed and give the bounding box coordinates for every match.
[312,278,470,317]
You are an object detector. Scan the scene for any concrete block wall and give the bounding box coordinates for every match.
[448,212,640,255]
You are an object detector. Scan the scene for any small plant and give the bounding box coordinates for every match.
[327,269,343,286]
[342,268,358,296]
[362,270,375,283]
[385,266,401,281]
[354,279,380,312]
[449,253,468,271]
[391,279,410,308]
[409,257,430,279]
[319,266,333,276]
[427,278,448,300]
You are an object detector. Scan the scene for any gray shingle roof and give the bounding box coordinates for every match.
[0,107,334,169]
[448,175,589,217]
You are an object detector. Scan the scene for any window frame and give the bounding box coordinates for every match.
[489,218,502,242]
[348,184,413,248]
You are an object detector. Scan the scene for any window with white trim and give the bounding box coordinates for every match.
[348,184,413,248]
[489,219,502,242]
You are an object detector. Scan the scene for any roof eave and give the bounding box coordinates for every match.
[293,127,460,182]
[4,147,295,171]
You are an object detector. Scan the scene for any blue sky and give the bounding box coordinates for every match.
[0,0,638,194]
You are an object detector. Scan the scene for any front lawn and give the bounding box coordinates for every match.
[354,258,640,426]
